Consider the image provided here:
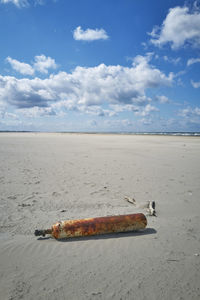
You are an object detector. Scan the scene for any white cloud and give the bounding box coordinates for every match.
[1,0,28,7]
[187,57,200,66]
[1,0,52,7]
[134,104,159,117]
[140,118,153,126]
[108,103,159,118]
[80,106,115,117]
[19,106,57,117]
[5,112,19,119]
[6,57,34,75]
[6,55,57,75]
[73,26,109,41]
[0,101,6,118]
[155,95,170,104]
[148,26,160,39]
[191,80,200,88]
[0,55,173,119]
[33,55,57,74]
[109,104,142,113]
[179,107,200,118]
[103,119,133,129]
[163,56,181,65]
[150,5,200,49]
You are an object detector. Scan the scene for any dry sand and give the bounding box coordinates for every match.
[0,133,200,300]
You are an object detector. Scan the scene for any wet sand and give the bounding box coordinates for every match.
[0,133,200,299]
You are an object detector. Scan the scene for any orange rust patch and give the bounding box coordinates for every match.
[52,222,62,239]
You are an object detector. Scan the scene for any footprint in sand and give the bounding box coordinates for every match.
[7,195,17,200]
[52,191,61,197]
[9,280,31,300]
[18,203,31,207]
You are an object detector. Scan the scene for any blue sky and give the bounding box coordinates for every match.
[0,0,200,132]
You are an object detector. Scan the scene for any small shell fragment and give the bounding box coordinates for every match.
[124,196,136,205]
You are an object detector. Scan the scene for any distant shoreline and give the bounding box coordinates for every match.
[0,131,200,136]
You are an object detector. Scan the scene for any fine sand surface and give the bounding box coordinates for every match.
[0,133,200,300]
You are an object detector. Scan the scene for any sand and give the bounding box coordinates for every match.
[0,132,200,300]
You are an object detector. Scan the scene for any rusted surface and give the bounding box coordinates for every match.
[50,213,147,239]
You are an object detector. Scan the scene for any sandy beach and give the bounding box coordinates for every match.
[0,133,200,300]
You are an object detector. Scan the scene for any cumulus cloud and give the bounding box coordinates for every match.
[134,104,159,117]
[5,112,19,119]
[110,104,141,114]
[155,95,170,103]
[179,107,200,118]
[1,0,51,7]
[6,57,34,75]
[0,55,173,118]
[187,57,200,66]
[163,56,181,65]
[33,55,57,74]
[0,75,53,108]
[73,26,109,41]
[79,106,115,117]
[88,120,97,127]
[108,103,159,117]
[149,5,200,49]
[0,101,6,118]
[1,0,28,7]
[6,55,57,75]
[103,119,133,129]
[191,80,200,88]
[140,118,153,126]
[19,106,57,117]
[177,106,200,128]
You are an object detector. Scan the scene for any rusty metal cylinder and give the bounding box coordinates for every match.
[35,213,147,239]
